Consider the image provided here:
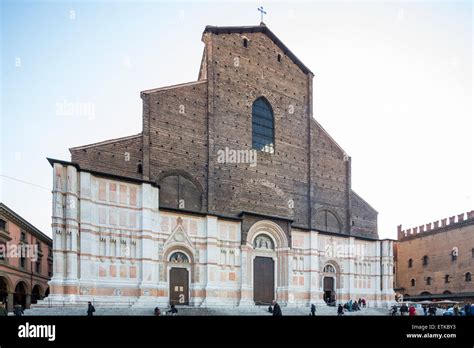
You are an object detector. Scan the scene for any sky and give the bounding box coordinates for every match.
[0,0,472,240]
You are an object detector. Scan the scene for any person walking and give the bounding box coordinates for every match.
[428,305,437,316]
[0,303,8,316]
[463,303,471,316]
[337,304,344,316]
[166,304,178,315]
[14,305,23,316]
[87,301,95,316]
[423,305,428,316]
[400,303,408,316]
[453,304,459,316]
[310,303,316,316]
[409,305,416,316]
[272,300,282,316]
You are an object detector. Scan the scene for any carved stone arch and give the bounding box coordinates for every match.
[247,220,289,249]
[156,170,204,194]
[321,259,342,290]
[315,207,343,233]
[157,170,203,211]
[0,274,13,292]
[164,247,194,264]
[14,279,30,293]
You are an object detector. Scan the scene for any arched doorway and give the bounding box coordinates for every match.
[252,234,276,305]
[322,264,337,304]
[246,220,289,306]
[31,285,43,304]
[168,251,190,306]
[14,281,27,309]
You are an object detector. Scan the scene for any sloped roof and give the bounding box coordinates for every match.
[203,23,313,75]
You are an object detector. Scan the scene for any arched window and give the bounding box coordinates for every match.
[315,209,341,233]
[252,97,274,154]
[243,38,248,48]
[426,277,432,285]
[323,264,336,273]
[159,174,202,211]
[169,252,189,263]
[465,272,471,282]
[408,258,413,268]
[410,279,415,287]
[422,255,428,266]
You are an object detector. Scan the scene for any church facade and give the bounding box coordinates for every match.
[43,24,394,308]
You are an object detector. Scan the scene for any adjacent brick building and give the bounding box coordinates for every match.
[395,211,474,301]
[42,23,394,309]
[0,203,53,312]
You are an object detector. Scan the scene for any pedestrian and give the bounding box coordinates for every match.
[87,301,95,316]
[362,298,366,308]
[423,305,428,316]
[428,305,436,316]
[390,305,398,316]
[268,305,273,313]
[310,303,316,316]
[166,304,178,315]
[272,300,282,316]
[464,303,471,316]
[453,304,459,316]
[0,303,7,316]
[337,304,344,316]
[400,303,408,316]
[14,305,23,317]
[154,307,161,316]
[358,298,362,307]
[409,305,416,316]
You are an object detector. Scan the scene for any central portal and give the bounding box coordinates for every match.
[169,268,189,305]
[253,256,275,305]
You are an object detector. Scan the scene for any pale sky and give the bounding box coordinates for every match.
[1,0,472,240]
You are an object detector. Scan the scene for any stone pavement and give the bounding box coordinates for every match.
[24,304,388,316]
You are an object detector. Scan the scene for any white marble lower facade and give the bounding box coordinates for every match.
[39,162,394,309]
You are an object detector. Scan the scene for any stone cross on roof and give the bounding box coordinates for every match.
[258,6,267,24]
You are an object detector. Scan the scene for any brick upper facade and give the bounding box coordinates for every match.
[69,24,378,240]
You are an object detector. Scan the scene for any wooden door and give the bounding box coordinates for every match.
[169,268,189,305]
[253,257,275,305]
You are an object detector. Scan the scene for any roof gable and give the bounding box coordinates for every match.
[203,24,313,75]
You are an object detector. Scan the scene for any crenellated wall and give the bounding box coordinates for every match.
[397,210,474,240]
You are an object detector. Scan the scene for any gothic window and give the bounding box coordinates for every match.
[169,252,189,263]
[466,272,472,282]
[323,264,336,273]
[408,258,413,268]
[422,255,428,266]
[315,210,341,233]
[252,97,275,154]
[253,234,274,250]
[159,174,202,211]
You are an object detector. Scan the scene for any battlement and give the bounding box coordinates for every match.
[397,210,474,240]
